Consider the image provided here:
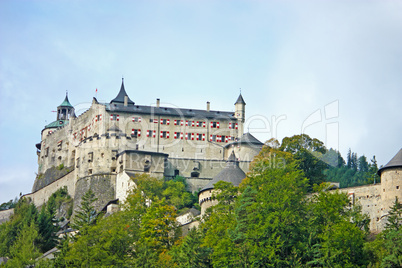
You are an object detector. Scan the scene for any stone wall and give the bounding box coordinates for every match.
[0,209,14,224]
[74,174,117,212]
[337,184,383,232]
[24,171,76,208]
[32,166,74,192]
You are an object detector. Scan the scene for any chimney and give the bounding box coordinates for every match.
[207,101,210,112]
[156,98,160,108]
[124,96,128,107]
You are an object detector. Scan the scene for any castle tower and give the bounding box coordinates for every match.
[198,151,246,216]
[110,78,134,106]
[234,93,246,137]
[378,148,402,216]
[57,93,75,120]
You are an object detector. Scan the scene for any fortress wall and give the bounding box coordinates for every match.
[199,189,218,216]
[186,177,211,193]
[338,184,383,232]
[166,158,251,179]
[0,209,14,224]
[381,167,402,212]
[74,174,117,212]
[24,171,76,208]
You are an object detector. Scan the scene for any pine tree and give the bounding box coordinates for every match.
[72,189,98,232]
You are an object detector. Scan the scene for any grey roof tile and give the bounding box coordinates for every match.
[378,148,402,175]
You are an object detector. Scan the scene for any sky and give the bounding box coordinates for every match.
[0,0,401,203]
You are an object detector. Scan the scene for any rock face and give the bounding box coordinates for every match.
[32,165,74,192]
[73,174,117,213]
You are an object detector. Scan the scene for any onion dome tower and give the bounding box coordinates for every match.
[57,93,75,120]
[110,78,134,106]
[198,151,246,216]
[42,93,75,133]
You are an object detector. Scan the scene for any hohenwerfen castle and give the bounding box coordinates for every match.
[25,79,263,219]
[0,80,400,233]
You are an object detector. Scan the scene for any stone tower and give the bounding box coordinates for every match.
[378,148,402,213]
[57,93,75,120]
[234,93,246,138]
[198,151,246,216]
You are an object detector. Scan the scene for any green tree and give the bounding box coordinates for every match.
[0,198,18,211]
[37,205,59,253]
[381,197,402,268]
[280,134,328,189]
[5,222,40,267]
[163,178,195,212]
[169,228,211,268]
[0,197,39,257]
[305,185,369,267]
[71,189,98,232]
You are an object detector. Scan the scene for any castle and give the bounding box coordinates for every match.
[26,80,263,214]
[0,80,400,234]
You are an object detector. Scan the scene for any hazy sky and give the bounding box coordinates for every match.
[1,0,401,203]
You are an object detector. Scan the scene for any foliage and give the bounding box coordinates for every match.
[169,228,211,267]
[56,163,64,170]
[4,222,41,267]
[0,198,18,211]
[71,189,98,233]
[163,176,198,212]
[324,149,380,188]
[0,188,68,264]
[280,134,328,190]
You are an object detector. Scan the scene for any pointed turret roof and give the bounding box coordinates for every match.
[199,151,246,193]
[58,93,73,108]
[110,78,134,105]
[227,150,237,162]
[235,93,246,105]
[378,148,402,175]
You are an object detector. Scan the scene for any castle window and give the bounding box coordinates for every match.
[174,132,184,139]
[110,114,119,121]
[44,147,49,157]
[76,157,80,168]
[160,119,170,125]
[150,118,158,123]
[88,152,93,162]
[210,121,220,128]
[160,131,170,138]
[95,114,102,122]
[229,122,238,129]
[144,160,151,173]
[57,140,62,151]
[191,121,205,127]
[397,186,400,190]
[88,169,92,175]
[225,136,233,142]
[147,130,156,138]
[174,120,186,126]
[185,133,194,140]
[196,133,205,141]
[112,150,118,160]
[132,116,141,122]
[210,135,216,142]
[131,129,141,138]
